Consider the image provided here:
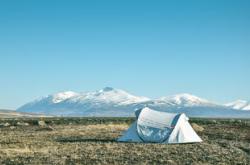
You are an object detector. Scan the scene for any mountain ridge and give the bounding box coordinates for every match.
[16,87,250,118]
[225,100,250,110]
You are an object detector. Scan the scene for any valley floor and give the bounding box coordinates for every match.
[0,118,249,165]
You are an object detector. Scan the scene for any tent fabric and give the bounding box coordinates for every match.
[136,108,178,143]
[118,107,202,144]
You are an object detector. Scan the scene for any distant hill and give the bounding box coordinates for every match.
[225,100,250,110]
[0,109,48,118]
[16,87,250,118]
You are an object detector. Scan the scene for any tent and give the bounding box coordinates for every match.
[118,107,202,143]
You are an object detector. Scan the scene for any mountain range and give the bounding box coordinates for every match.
[16,87,250,118]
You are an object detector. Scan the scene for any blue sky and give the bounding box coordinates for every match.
[0,0,250,109]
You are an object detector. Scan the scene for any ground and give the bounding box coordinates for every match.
[0,118,249,165]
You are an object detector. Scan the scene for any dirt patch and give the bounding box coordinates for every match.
[191,123,204,132]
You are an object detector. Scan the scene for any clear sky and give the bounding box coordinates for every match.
[0,0,250,109]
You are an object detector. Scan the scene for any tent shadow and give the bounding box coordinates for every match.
[55,137,117,143]
[55,137,201,145]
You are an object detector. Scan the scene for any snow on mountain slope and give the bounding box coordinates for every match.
[52,91,79,103]
[225,100,250,110]
[159,93,215,107]
[243,105,250,110]
[17,87,150,115]
[68,87,150,105]
[16,87,250,118]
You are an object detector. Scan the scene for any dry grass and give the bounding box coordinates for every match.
[0,118,249,165]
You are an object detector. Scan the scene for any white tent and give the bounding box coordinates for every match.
[118,107,202,143]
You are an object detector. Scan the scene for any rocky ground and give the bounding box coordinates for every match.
[0,118,249,165]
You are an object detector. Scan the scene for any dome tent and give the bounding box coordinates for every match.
[118,107,202,143]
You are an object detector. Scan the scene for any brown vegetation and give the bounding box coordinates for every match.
[0,118,249,165]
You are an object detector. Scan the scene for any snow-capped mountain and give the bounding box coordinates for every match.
[158,93,215,107]
[16,87,250,118]
[17,87,150,116]
[68,87,150,105]
[225,100,250,110]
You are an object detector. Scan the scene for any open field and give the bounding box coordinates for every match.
[0,117,249,165]
[0,109,47,118]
